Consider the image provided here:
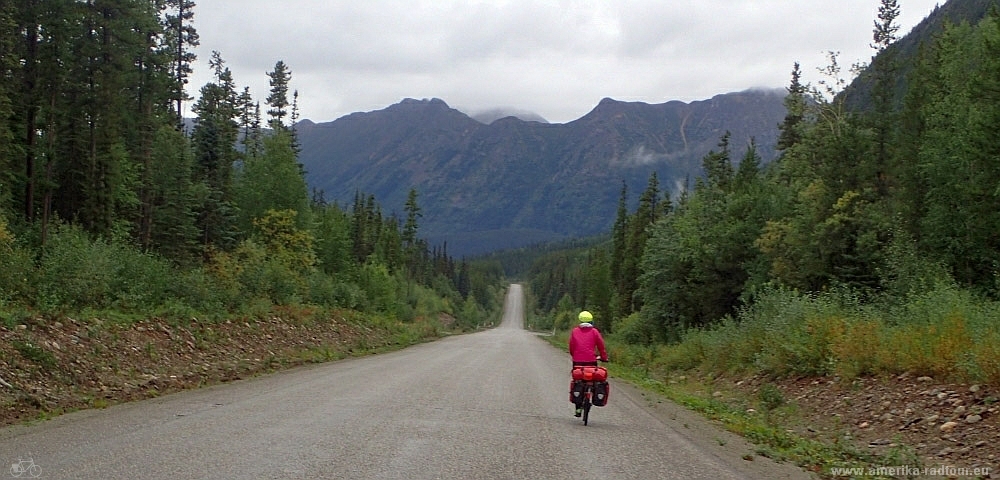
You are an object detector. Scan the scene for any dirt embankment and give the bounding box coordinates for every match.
[0,312,448,426]
[708,373,999,476]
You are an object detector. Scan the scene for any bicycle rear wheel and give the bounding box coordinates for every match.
[582,387,592,425]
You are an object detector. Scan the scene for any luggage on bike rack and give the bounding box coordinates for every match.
[569,366,611,407]
[571,365,607,382]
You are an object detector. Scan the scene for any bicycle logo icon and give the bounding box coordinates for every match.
[9,455,41,478]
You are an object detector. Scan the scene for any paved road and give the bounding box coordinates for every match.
[0,285,810,479]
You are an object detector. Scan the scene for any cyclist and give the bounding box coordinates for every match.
[569,310,608,416]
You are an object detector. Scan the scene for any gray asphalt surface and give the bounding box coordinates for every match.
[0,284,811,479]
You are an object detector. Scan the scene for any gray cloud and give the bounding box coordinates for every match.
[187,0,941,124]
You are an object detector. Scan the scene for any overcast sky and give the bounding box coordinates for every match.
[185,1,942,124]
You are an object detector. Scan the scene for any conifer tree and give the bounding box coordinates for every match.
[164,0,198,126]
[191,51,241,251]
[777,63,806,153]
[402,188,421,250]
[870,0,900,198]
[266,60,291,130]
[0,0,16,216]
[610,181,629,318]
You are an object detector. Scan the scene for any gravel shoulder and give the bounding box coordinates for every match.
[610,378,810,479]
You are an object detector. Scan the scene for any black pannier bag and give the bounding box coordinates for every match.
[592,381,610,406]
[569,380,586,404]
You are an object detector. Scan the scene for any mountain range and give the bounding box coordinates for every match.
[296,89,787,256]
[277,0,994,258]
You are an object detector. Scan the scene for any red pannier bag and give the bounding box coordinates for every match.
[571,365,608,382]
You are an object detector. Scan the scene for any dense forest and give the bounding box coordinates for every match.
[529,2,1000,383]
[0,2,504,327]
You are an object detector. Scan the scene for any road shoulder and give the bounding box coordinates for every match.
[612,379,814,479]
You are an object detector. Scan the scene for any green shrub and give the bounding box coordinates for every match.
[170,267,231,314]
[107,247,174,310]
[307,272,339,306]
[457,296,484,330]
[876,232,953,301]
[356,262,398,314]
[0,242,35,305]
[37,223,116,310]
[32,222,192,313]
[614,312,660,345]
[758,383,785,412]
[258,259,305,305]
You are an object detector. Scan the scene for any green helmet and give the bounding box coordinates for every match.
[578,310,593,323]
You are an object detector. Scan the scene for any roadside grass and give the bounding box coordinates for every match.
[609,362,877,476]
[542,284,1000,477]
[649,285,1000,384]
[543,332,891,478]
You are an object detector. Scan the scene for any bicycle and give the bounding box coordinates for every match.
[570,361,609,426]
[10,455,41,478]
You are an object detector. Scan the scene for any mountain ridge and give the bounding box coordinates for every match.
[296,89,787,256]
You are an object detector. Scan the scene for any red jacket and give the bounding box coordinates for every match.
[569,324,607,363]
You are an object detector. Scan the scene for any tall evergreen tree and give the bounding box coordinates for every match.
[918,12,1000,293]
[776,63,806,153]
[266,60,291,131]
[610,181,629,318]
[870,0,901,198]
[618,173,661,317]
[237,87,263,161]
[164,0,198,126]
[701,132,733,192]
[48,0,162,239]
[23,0,79,242]
[583,247,613,332]
[894,41,935,240]
[191,51,241,251]
[402,188,421,250]
[290,89,301,154]
[0,0,16,216]
[147,125,200,262]
[133,0,177,249]
[311,201,353,277]
[872,0,901,52]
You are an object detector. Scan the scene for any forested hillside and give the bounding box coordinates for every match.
[529,1,1000,376]
[0,3,504,336]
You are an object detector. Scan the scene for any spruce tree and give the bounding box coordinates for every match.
[0,0,16,217]
[191,51,241,251]
[266,60,291,130]
[870,0,900,198]
[164,0,198,126]
[776,63,806,153]
[610,181,628,318]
